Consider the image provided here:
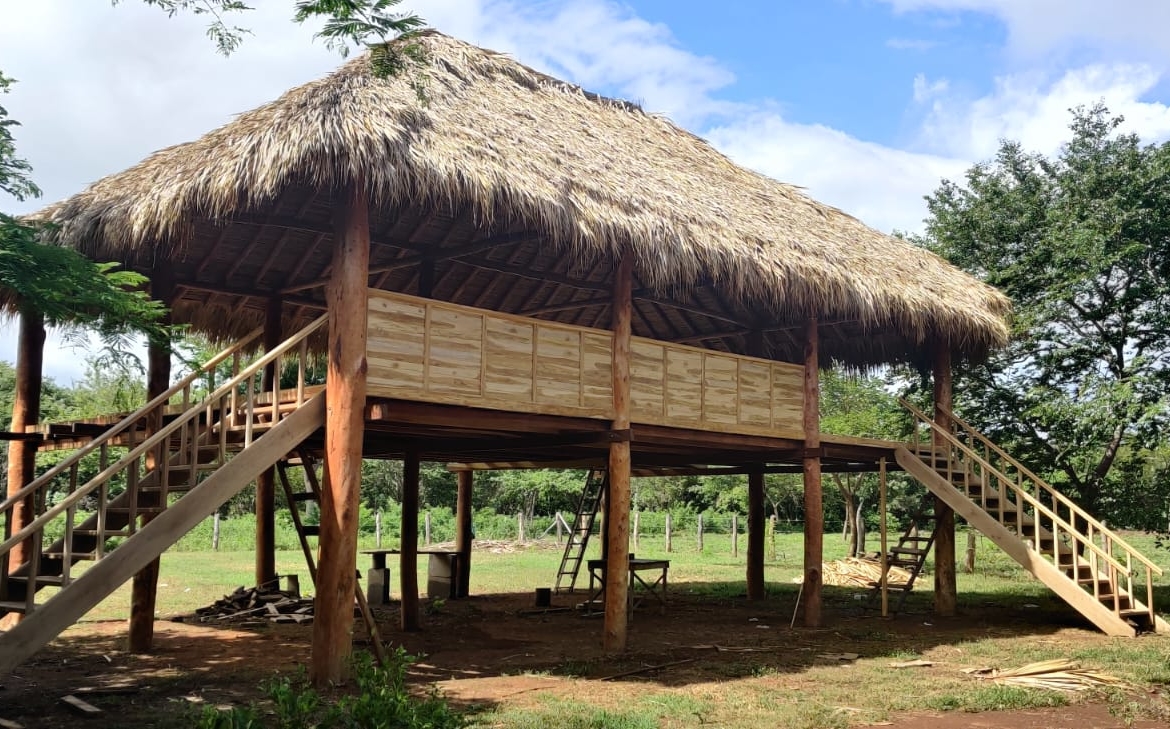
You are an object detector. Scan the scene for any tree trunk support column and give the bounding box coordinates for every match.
[604,253,633,653]
[455,470,473,598]
[311,180,370,686]
[129,263,173,652]
[400,450,420,630]
[747,467,765,600]
[802,317,823,627]
[255,296,282,590]
[933,346,957,617]
[1,309,45,629]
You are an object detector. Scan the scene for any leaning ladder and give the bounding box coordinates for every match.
[868,495,936,613]
[276,446,387,666]
[554,469,607,593]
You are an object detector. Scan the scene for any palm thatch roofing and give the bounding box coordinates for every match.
[34,31,1009,367]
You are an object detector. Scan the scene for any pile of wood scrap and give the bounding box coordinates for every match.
[964,659,1127,692]
[792,557,913,588]
[185,586,315,625]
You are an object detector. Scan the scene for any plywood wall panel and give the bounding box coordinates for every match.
[366,290,806,436]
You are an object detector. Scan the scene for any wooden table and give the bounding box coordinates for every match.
[586,557,670,616]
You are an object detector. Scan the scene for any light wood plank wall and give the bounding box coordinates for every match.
[366,290,804,437]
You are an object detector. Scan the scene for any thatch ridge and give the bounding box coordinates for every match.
[34,31,1009,364]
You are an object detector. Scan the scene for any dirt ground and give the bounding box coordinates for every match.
[1,591,1166,728]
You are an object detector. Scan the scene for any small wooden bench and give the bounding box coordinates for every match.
[586,557,669,616]
[361,549,462,603]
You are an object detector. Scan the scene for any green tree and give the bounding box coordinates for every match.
[920,105,1170,529]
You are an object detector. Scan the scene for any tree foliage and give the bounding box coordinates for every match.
[920,105,1170,528]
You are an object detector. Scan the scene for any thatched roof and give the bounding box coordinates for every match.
[34,31,1009,367]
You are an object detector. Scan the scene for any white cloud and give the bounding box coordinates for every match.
[882,0,1170,62]
[913,73,949,102]
[706,109,966,235]
[914,63,1170,160]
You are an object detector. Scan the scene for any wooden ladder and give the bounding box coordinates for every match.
[554,469,607,593]
[868,496,935,613]
[898,398,1167,637]
[276,448,387,666]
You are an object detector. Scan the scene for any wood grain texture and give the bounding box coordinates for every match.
[933,347,957,617]
[365,289,805,437]
[802,317,823,628]
[401,450,420,630]
[455,470,473,598]
[747,468,765,600]
[255,295,283,589]
[312,182,370,687]
[604,254,633,653]
[4,311,44,584]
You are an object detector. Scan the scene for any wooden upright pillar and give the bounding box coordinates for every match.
[747,468,765,600]
[1,309,45,629]
[455,470,473,598]
[255,296,282,589]
[129,263,173,652]
[933,346,957,617]
[802,317,823,628]
[310,180,370,686]
[400,450,420,630]
[604,253,633,653]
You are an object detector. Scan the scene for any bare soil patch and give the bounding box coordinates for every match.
[1,590,1166,727]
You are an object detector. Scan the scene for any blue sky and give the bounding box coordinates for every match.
[3,0,1170,381]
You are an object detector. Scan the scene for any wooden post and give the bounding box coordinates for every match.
[212,513,221,552]
[310,179,370,686]
[933,346,957,617]
[516,512,524,542]
[455,470,473,598]
[731,514,738,558]
[425,511,432,546]
[665,513,673,553]
[879,458,888,617]
[255,296,282,590]
[632,511,640,552]
[965,531,977,574]
[747,468,764,599]
[696,514,704,552]
[768,515,777,561]
[400,450,420,631]
[802,317,823,628]
[3,308,44,625]
[375,509,382,548]
[129,264,173,652]
[604,253,633,653]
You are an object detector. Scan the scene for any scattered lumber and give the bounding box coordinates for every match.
[190,586,315,625]
[0,718,25,729]
[889,659,934,668]
[965,659,1126,692]
[61,695,102,716]
[599,658,696,681]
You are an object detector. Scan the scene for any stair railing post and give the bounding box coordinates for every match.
[62,464,78,587]
[96,443,108,559]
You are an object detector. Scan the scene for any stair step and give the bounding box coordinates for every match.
[289,492,318,502]
[6,573,66,587]
[1119,607,1152,619]
[0,600,34,614]
[891,547,928,556]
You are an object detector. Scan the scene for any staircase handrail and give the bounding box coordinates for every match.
[937,404,1162,577]
[0,326,263,516]
[899,399,1132,577]
[0,315,326,555]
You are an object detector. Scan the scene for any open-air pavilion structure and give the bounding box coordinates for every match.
[1,32,1161,686]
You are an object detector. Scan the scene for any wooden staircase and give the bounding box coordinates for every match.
[867,496,936,613]
[0,316,329,674]
[898,399,1167,637]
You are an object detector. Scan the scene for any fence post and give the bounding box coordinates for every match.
[212,512,221,552]
[697,514,704,552]
[768,515,776,561]
[517,512,524,543]
[375,509,383,548]
[665,513,673,553]
[633,511,640,552]
[425,511,432,546]
[732,514,739,558]
[555,511,564,544]
[964,530,977,573]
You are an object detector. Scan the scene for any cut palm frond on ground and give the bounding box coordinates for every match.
[792,557,913,588]
[965,659,1127,692]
